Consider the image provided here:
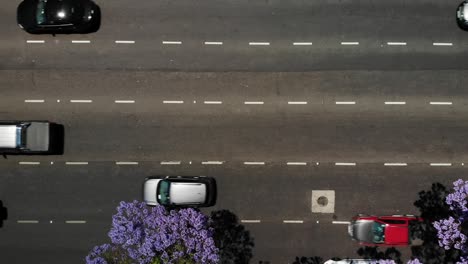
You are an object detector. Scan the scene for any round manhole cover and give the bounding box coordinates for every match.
[317,196,328,206]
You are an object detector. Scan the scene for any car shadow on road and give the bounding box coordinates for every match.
[291,256,323,264]
[210,210,255,264]
[356,246,402,263]
[411,182,461,263]
[0,200,8,228]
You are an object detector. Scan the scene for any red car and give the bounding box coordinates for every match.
[348,214,423,246]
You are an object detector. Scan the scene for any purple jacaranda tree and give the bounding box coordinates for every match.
[86,200,219,264]
[433,179,468,254]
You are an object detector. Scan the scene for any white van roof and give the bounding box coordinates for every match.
[0,125,18,148]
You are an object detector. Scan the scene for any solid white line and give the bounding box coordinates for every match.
[249,42,270,46]
[201,161,224,165]
[293,42,312,46]
[430,101,452,105]
[17,220,39,224]
[19,162,40,165]
[70,100,92,103]
[65,162,88,165]
[204,41,223,45]
[332,221,351,224]
[115,40,135,44]
[162,41,182,45]
[283,220,304,224]
[287,162,307,166]
[163,100,184,104]
[335,162,356,166]
[433,42,453,46]
[115,100,135,104]
[244,162,265,165]
[430,163,452,166]
[24,99,45,103]
[65,220,87,224]
[335,101,356,105]
[26,40,45,43]
[288,101,308,105]
[387,42,407,46]
[241,220,261,223]
[244,101,264,105]
[384,163,407,166]
[341,42,359,45]
[160,161,181,165]
[385,101,406,105]
[71,40,91,44]
[204,101,223,104]
[115,161,139,165]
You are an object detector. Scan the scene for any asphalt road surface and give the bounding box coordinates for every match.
[1,0,468,263]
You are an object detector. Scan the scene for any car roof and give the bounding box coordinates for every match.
[0,125,18,148]
[169,182,207,204]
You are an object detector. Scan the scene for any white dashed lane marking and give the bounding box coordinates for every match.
[18,162,40,165]
[114,100,135,104]
[385,101,406,105]
[335,162,356,166]
[384,163,408,166]
[204,101,223,104]
[387,42,407,46]
[341,42,359,45]
[26,40,45,43]
[17,220,39,224]
[71,40,91,44]
[70,100,92,103]
[243,161,265,165]
[430,163,452,166]
[65,220,87,224]
[163,100,184,104]
[25,99,45,103]
[115,161,139,165]
[249,42,270,46]
[430,101,452,105]
[160,161,181,165]
[241,220,261,223]
[162,41,182,45]
[201,161,224,165]
[287,101,308,105]
[283,220,304,224]
[244,101,264,105]
[332,221,351,224]
[286,162,307,166]
[65,162,88,165]
[433,42,453,46]
[335,101,356,105]
[293,42,312,46]
[204,41,223,45]
[115,40,135,44]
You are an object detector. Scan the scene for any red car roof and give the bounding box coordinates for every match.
[385,225,409,245]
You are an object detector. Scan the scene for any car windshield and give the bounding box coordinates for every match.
[372,221,386,243]
[157,180,171,205]
[36,0,47,25]
[36,0,82,26]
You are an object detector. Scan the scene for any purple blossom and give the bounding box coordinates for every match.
[433,216,468,251]
[446,179,468,214]
[98,200,219,263]
[85,244,111,264]
[458,256,468,264]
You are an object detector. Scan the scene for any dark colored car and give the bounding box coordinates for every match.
[0,121,64,155]
[457,1,468,30]
[17,0,100,34]
[348,214,423,246]
[143,176,217,208]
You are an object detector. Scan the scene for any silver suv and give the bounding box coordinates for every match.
[143,176,217,207]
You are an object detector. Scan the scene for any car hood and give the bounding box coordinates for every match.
[170,183,207,204]
[385,225,409,245]
[143,179,161,206]
[17,0,37,28]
